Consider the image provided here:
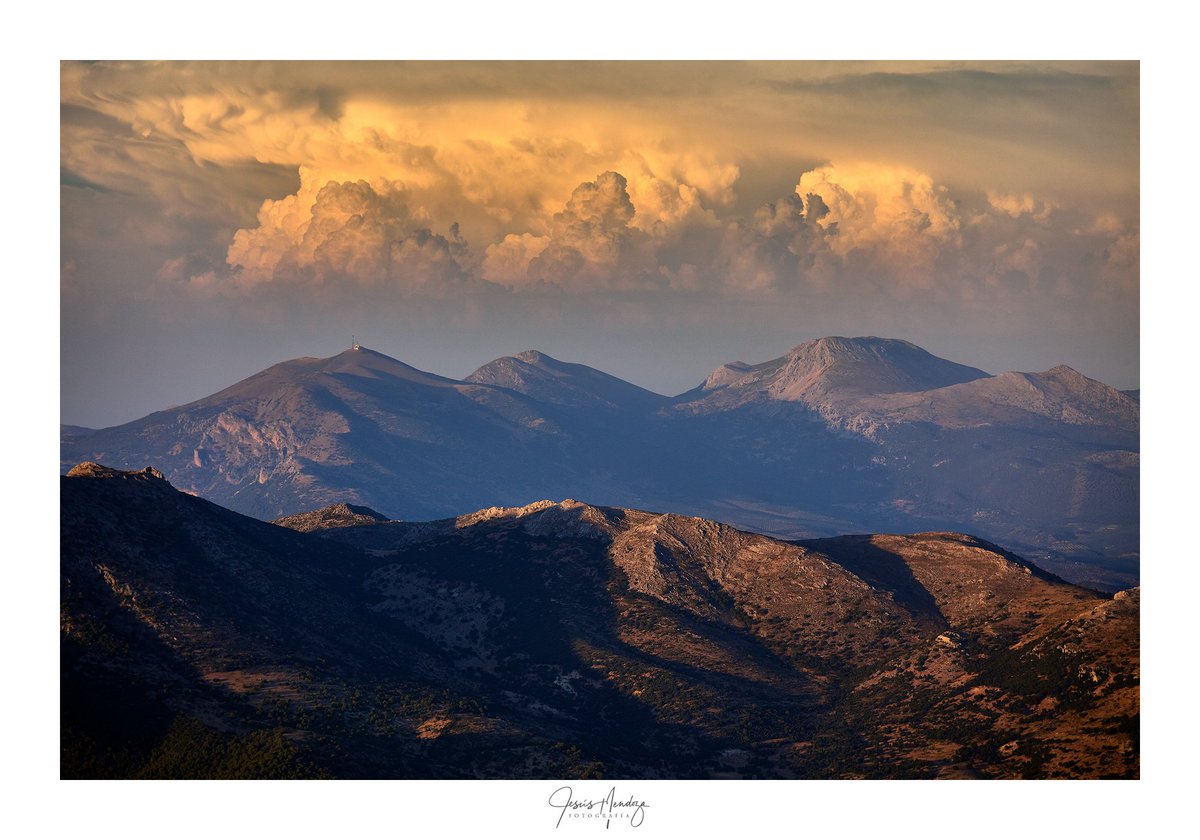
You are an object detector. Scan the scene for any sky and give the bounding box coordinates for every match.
[60,60,1140,427]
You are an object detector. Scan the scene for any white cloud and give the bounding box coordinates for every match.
[481,233,550,284]
[218,173,472,291]
[795,163,962,289]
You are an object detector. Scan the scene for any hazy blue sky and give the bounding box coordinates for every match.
[61,61,1139,427]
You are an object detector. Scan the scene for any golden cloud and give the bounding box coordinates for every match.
[59,62,1138,310]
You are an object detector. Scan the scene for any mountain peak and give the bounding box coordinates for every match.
[332,344,397,362]
[781,336,978,378]
[273,501,391,533]
[513,349,552,365]
[316,346,457,384]
[455,498,614,540]
[1040,364,1092,385]
[66,462,167,482]
[694,336,990,404]
[789,335,920,356]
[467,351,666,411]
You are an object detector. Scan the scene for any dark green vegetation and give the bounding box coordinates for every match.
[61,465,1138,779]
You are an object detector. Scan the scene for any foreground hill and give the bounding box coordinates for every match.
[62,464,1138,779]
[61,337,1139,589]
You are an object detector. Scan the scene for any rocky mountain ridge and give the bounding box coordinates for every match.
[61,464,1139,779]
[61,336,1140,590]
[272,502,391,533]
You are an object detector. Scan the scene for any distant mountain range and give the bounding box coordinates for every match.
[61,464,1138,779]
[61,336,1139,590]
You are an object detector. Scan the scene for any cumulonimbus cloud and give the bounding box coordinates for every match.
[195,172,473,292]
[188,160,1136,312]
[487,171,659,290]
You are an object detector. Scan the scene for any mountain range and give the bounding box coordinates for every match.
[60,336,1139,590]
[61,464,1138,779]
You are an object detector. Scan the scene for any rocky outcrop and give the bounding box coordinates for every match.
[272,502,391,533]
[66,462,166,481]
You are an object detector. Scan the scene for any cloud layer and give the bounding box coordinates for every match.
[60,61,1140,425]
[197,160,1135,311]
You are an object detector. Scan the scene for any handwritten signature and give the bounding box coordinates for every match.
[548,785,648,828]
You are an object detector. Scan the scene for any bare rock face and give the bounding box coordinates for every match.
[66,462,166,481]
[272,502,390,533]
[455,499,613,540]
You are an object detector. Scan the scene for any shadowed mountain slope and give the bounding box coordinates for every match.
[62,464,1137,779]
[62,338,1139,589]
[59,346,602,521]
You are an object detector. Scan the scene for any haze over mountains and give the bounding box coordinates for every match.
[61,464,1138,779]
[61,336,1139,590]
